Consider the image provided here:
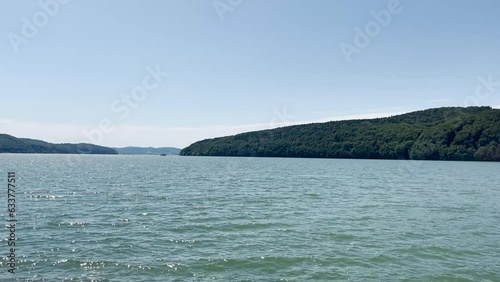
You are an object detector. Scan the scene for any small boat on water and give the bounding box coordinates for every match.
[160,154,167,156]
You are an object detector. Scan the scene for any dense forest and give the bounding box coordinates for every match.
[181,107,500,161]
[0,134,118,154]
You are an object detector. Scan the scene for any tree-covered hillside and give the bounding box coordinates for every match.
[0,134,118,154]
[180,107,500,161]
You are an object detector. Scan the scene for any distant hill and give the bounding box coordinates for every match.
[114,147,181,155]
[181,107,500,161]
[0,134,118,154]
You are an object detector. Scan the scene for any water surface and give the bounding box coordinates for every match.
[1,155,499,281]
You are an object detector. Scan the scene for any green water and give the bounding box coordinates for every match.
[1,155,499,281]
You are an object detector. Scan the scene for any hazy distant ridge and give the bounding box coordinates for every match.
[114,147,181,155]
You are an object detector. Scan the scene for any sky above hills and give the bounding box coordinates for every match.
[1,0,500,148]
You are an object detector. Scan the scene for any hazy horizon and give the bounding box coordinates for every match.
[2,106,500,149]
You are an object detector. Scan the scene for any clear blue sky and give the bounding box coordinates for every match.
[1,0,500,148]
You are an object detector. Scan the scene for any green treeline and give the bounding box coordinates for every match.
[180,107,500,161]
[0,134,118,154]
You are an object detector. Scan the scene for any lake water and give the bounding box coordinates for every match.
[1,154,499,281]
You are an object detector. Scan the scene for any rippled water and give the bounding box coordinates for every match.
[1,154,499,281]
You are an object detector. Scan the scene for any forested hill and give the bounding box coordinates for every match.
[180,107,500,161]
[0,134,118,154]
